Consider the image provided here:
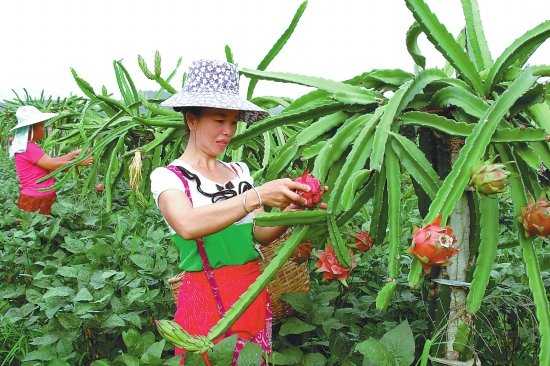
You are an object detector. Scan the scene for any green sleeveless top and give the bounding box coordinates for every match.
[172,222,260,271]
[152,160,260,272]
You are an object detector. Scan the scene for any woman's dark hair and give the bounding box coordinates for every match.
[174,106,203,119]
[173,107,203,134]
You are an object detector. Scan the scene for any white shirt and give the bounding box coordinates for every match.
[150,159,256,234]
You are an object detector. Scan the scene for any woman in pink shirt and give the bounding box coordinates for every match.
[10,106,93,215]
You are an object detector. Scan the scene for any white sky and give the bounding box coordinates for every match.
[1,1,549,102]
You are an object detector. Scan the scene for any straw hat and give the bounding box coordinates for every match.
[161,59,268,123]
[11,106,58,131]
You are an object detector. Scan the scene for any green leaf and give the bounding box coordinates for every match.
[241,68,380,106]
[380,320,415,366]
[279,317,316,336]
[329,109,383,213]
[485,21,550,94]
[43,286,75,299]
[400,111,547,142]
[122,328,141,353]
[385,146,402,281]
[247,1,308,99]
[406,22,426,68]
[270,348,303,365]
[31,334,60,346]
[224,44,234,63]
[103,314,126,328]
[22,347,56,362]
[432,86,488,118]
[126,287,146,304]
[121,312,142,329]
[140,340,165,363]
[390,133,440,199]
[237,342,263,366]
[405,0,484,94]
[466,196,499,314]
[303,353,327,366]
[230,100,346,148]
[74,287,93,302]
[356,338,392,366]
[210,336,238,365]
[370,82,411,171]
[130,254,154,271]
[57,266,79,278]
[461,0,492,71]
[280,292,313,315]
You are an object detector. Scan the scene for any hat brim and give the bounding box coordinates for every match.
[160,91,268,124]
[10,112,58,131]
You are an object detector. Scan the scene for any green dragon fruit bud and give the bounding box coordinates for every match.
[470,162,510,195]
[155,320,213,353]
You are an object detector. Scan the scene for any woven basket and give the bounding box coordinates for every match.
[168,235,310,322]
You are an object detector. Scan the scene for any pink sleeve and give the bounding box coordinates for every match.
[24,142,46,164]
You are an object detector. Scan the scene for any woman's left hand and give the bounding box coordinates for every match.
[283,185,328,211]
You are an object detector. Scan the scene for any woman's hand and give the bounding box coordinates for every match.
[78,155,94,166]
[65,149,93,166]
[282,185,329,211]
[257,178,310,208]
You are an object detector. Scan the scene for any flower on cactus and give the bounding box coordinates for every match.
[315,244,354,284]
[408,215,459,272]
[291,241,313,264]
[469,161,510,195]
[294,170,324,208]
[354,231,374,252]
[521,198,550,237]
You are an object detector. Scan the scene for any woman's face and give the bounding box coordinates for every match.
[31,122,45,141]
[187,108,239,156]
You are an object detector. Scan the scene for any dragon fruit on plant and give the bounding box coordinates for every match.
[294,170,324,208]
[354,231,374,252]
[408,215,459,272]
[469,162,510,195]
[521,198,550,237]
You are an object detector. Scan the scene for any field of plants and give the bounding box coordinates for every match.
[1,0,550,365]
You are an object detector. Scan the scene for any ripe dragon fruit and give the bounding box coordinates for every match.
[354,231,374,252]
[294,171,324,208]
[408,215,459,272]
[291,241,313,264]
[469,162,510,195]
[315,244,354,284]
[521,198,550,237]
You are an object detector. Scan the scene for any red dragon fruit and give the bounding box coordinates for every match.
[294,171,324,208]
[291,241,313,264]
[315,244,354,284]
[354,231,374,252]
[521,198,550,237]
[408,215,459,272]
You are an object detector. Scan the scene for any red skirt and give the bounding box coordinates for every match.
[17,193,56,215]
[174,260,271,365]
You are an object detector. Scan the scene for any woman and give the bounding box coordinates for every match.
[150,60,311,365]
[10,105,93,215]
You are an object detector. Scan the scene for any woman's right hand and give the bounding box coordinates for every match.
[257,178,310,208]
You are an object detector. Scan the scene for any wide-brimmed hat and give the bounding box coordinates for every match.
[161,59,268,123]
[11,105,58,131]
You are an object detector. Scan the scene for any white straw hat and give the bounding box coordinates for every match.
[161,60,268,123]
[11,106,58,131]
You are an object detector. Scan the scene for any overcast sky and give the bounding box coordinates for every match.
[1,1,549,102]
